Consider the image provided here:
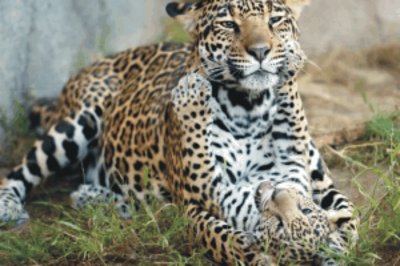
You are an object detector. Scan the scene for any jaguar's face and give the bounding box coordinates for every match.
[167,0,308,93]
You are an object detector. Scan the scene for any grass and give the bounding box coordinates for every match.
[324,113,400,265]
[0,196,208,265]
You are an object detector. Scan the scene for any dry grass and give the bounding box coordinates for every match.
[304,43,400,85]
[366,43,400,77]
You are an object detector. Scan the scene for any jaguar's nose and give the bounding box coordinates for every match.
[247,46,271,62]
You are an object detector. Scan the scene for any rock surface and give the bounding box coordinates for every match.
[300,0,400,55]
[0,0,168,138]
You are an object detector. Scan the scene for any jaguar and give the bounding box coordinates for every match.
[0,0,358,265]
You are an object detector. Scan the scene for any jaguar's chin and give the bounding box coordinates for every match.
[238,71,280,92]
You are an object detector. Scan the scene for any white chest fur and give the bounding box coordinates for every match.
[208,84,279,185]
[207,84,284,230]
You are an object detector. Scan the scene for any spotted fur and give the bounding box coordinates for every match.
[0,1,358,265]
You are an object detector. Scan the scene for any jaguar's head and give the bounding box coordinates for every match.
[256,181,350,264]
[166,0,309,93]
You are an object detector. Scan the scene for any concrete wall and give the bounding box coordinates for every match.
[0,0,399,138]
[0,0,167,123]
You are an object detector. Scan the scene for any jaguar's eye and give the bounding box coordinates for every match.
[269,16,283,25]
[302,208,313,215]
[220,21,237,29]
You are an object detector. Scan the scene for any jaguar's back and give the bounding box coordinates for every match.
[30,43,192,134]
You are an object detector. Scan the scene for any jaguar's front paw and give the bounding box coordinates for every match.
[0,187,29,225]
[70,184,131,219]
[70,184,114,209]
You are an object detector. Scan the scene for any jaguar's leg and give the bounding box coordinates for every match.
[271,82,312,193]
[0,107,102,223]
[308,141,359,265]
[187,204,272,266]
[69,151,133,220]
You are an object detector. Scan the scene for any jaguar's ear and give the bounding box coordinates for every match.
[166,1,201,33]
[284,0,310,19]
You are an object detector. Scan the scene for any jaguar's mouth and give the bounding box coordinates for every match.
[245,69,276,78]
[238,69,280,91]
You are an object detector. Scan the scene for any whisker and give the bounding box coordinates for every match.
[305,59,322,73]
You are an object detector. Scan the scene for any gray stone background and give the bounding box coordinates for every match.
[300,0,400,55]
[0,0,399,139]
